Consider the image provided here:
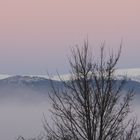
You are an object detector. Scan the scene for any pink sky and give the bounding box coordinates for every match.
[0,0,139,75]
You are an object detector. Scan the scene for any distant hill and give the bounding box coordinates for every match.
[0,75,62,102]
[0,68,140,102]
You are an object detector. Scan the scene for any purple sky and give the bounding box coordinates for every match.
[0,0,140,75]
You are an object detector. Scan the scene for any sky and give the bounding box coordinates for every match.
[0,0,140,75]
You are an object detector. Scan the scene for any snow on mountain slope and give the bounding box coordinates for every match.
[116,68,140,76]
[116,68,140,82]
[0,74,11,80]
[0,68,140,82]
[52,68,140,82]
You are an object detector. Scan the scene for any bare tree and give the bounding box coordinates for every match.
[44,42,139,140]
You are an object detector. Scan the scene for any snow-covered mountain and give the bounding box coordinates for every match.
[1,68,140,82]
[0,68,140,90]
[0,75,62,102]
[0,68,140,101]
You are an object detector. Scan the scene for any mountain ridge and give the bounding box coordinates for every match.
[0,68,140,103]
[1,68,140,82]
